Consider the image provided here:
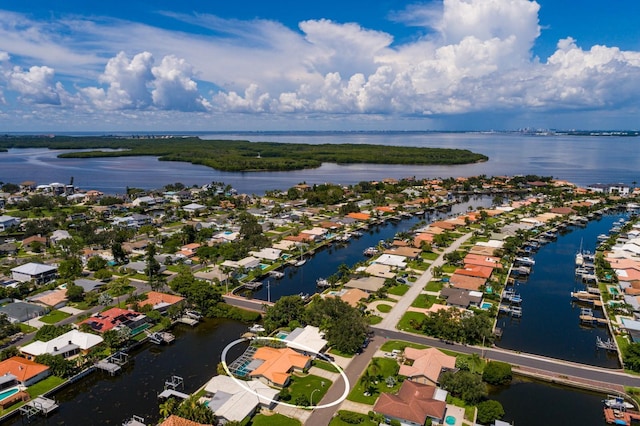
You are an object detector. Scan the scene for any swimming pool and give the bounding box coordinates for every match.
[276,331,289,340]
[0,387,20,402]
[480,302,493,310]
[445,415,456,425]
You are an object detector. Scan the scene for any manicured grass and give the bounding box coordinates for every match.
[39,310,72,324]
[329,411,378,426]
[422,252,439,261]
[252,413,301,426]
[442,265,457,273]
[446,394,477,422]
[19,323,37,333]
[387,284,409,296]
[408,261,429,271]
[380,340,428,352]
[347,357,402,404]
[27,375,66,398]
[288,374,331,405]
[368,315,383,325]
[329,348,354,358]
[376,304,392,313]
[397,311,426,332]
[425,280,444,292]
[411,294,439,309]
[313,360,340,373]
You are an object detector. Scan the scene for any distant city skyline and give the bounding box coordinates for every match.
[1,0,639,132]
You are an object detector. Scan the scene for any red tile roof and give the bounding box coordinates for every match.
[139,291,185,308]
[0,357,49,383]
[79,307,142,333]
[374,381,446,424]
[159,415,212,426]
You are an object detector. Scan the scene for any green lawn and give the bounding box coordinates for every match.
[19,323,37,333]
[39,310,72,324]
[441,265,457,273]
[411,294,439,309]
[252,413,301,426]
[288,374,331,406]
[446,394,477,422]
[387,284,409,296]
[376,304,392,313]
[422,252,439,261]
[313,360,340,373]
[27,375,66,398]
[329,411,378,426]
[347,357,402,404]
[367,315,383,325]
[397,311,426,332]
[380,340,428,352]
[425,280,444,292]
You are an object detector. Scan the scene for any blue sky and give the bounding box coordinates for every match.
[1,0,639,131]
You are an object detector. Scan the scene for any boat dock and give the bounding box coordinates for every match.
[96,351,129,375]
[19,396,58,420]
[147,331,175,344]
[123,414,147,426]
[579,307,609,326]
[604,407,640,425]
[176,309,201,326]
[571,291,603,307]
[158,375,189,400]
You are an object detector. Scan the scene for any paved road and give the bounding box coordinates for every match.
[377,232,473,330]
[305,335,384,426]
[223,294,273,312]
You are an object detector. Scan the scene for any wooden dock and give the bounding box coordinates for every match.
[176,316,199,326]
[604,407,640,425]
[19,396,58,420]
[579,315,609,326]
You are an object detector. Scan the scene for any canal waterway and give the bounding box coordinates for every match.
[7,319,248,426]
[490,375,608,426]
[249,196,494,302]
[497,212,626,368]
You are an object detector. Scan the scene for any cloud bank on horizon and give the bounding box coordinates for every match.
[0,0,639,131]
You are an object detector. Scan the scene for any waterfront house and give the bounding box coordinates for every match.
[449,274,486,291]
[80,307,147,334]
[439,288,483,309]
[249,247,282,262]
[344,276,386,293]
[203,375,279,424]
[383,246,421,260]
[398,347,456,386]
[20,329,104,360]
[453,264,494,280]
[373,380,447,426]
[364,263,396,279]
[158,415,211,426]
[325,288,370,308]
[0,301,47,323]
[0,215,20,232]
[0,356,50,386]
[11,262,58,284]
[249,347,311,388]
[373,254,408,269]
[139,291,185,313]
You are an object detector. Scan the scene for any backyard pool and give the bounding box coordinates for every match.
[276,331,289,340]
[481,302,493,310]
[0,387,20,403]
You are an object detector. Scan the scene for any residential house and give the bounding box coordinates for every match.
[20,330,104,360]
[373,254,408,269]
[344,276,386,294]
[158,415,210,426]
[249,248,282,262]
[139,291,185,314]
[80,307,148,334]
[0,215,20,232]
[249,347,311,388]
[29,288,68,309]
[50,229,71,245]
[439,288,483,309]
[74,278,105,293]
[203,375,279,424]
[373,380,447,426]
[326,288,370,308]
[399,347,456,386]
[0,301,47,323]
[11,263,58,284]
[21,235,47,251]
[182,202,206,214]
[449,274,486,291]
[0,357,50,386]
[284,325,328,356]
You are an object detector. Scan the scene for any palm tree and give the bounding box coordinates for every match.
[158,397,177,419]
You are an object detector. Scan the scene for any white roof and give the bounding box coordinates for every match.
[301,227,328,236]
[249,248,282,261]
[21,330,103,356]
[182,203,206,211]
[237,256,260,268]
[0,215,18,223]
[373,254,407,268]
[204,375,279,422]
[285,325,328,354]
[475,240,504,248]
[11,262,57,275]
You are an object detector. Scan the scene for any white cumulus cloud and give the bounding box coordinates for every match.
[8,65,61,105]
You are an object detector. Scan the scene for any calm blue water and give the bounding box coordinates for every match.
[497,213,626,368]
[1,132,639,194]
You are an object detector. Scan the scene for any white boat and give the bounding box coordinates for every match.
[249,324,265,333]
[514,256,535,266]
[603,396,634,410]
[294,258,307,267]
[268,270,284,279]
[363,247,377,256]
[316,278,330,288]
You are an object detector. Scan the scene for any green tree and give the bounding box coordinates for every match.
[58,257,83,279]
[624,342,640,372]
[66,282,85,302]
[145,243,164,291]
[306,297,368,354]
[263,295,306,332]
[439,370,487,404]
[175,395,216,424]
[34,353,76,377]
[111,242,127,264]
[94,268,113,281]
[35,324,73,342]
[158,397,177,419]
[87,256,108,271]
[477,400,505,424]
[482,361,513,385]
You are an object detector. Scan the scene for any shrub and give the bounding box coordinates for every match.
[477,400,505,424]
[338,411,364,424]
[482,361,513,385]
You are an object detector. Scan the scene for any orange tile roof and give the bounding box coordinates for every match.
[463,254,503,269]
[249,347,310,386]
[449,274,486,291]
[373,381,446,425]
[31,289,67,307]
[0,357,49,383]
[335,288,369,308]
[430,221,457,230]
[399,347,456,384]
[140,291,185,308]
[347,212,371,221]
[454,264,494,279]
[375,206,395,213]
